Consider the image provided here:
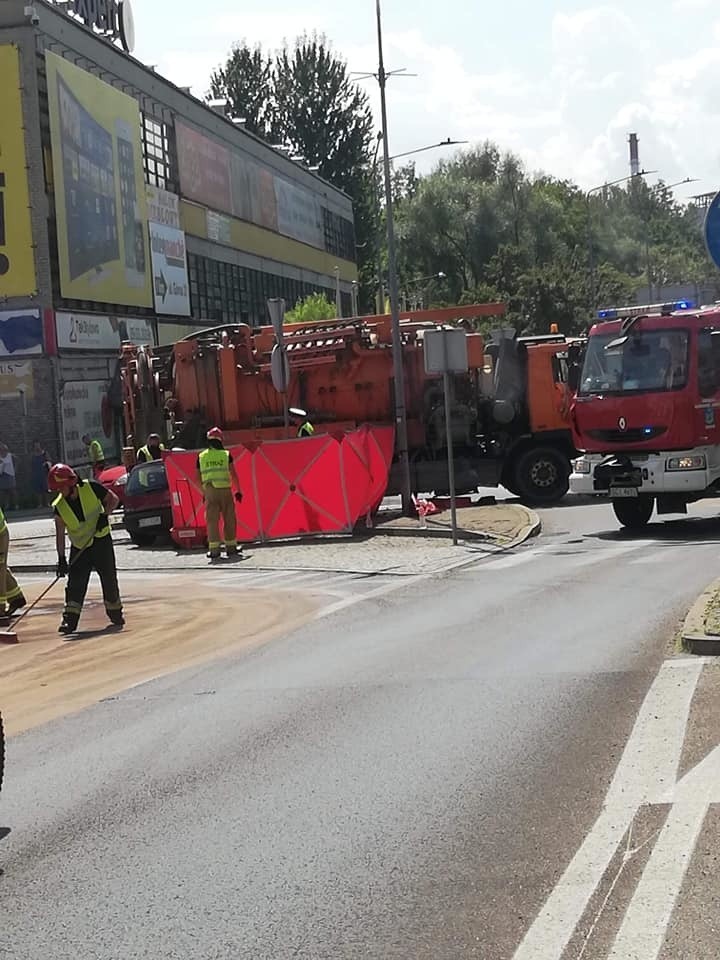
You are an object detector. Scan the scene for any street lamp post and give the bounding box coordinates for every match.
[376,0,412,515]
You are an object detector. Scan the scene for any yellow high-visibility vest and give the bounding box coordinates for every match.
[199,448,231,488]
[53,482,110,550]
[138,443,165,461]
[297,422,315,438]
[88,439,104,463]
[0,507,6,536]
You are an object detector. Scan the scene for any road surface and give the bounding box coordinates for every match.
[2,495,720,959]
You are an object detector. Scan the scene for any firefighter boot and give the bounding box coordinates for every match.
[108,610,125,628]
[58,614,79,636]
[8,593,26,616]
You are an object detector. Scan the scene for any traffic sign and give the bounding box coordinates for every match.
[423,328,468,374]
[270,343,290,394]
[704,191,720,269]
[267,298,286,338]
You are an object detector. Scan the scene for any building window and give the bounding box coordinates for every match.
[323,208,356,261]
[142,115,171,189]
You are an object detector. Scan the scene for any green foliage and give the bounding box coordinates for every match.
[394,144,713,334]
[285,292,337,324]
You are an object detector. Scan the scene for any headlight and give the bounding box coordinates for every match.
[573,458,592,474]
[666,455,706,471]
[115,474,128,485]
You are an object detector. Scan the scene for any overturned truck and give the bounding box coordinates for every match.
[121,304,579,504]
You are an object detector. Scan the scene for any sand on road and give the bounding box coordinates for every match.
[0,574,317,735]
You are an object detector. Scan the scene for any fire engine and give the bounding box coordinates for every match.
[569,299,720,528]
[120,305,581,504]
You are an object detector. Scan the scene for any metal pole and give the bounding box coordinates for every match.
[376,0,412,515]
[586,196,596,313]
[442,369,458,545]
[334,266,342,318]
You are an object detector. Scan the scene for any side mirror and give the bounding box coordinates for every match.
[567,365,580,392]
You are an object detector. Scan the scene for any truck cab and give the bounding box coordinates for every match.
[570,300,720,527]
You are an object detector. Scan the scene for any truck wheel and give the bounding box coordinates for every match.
[612,495,655,530]
[513,446,570,504]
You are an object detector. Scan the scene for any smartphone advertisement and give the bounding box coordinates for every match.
[46,52,151,308]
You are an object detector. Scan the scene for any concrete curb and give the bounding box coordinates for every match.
[682,579,720,655]
[373,504,541,549]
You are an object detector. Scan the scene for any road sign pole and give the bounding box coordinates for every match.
[442,368,458,546]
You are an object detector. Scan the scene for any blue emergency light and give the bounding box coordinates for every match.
[597,299,695,320]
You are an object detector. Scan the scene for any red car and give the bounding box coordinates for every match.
[98,465,129,506]
[122,460,172,546]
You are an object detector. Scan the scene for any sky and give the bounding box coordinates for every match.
[133,0,719,198]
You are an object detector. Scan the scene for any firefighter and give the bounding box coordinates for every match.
[136,433,165,463]
[0,506,26,622]
[48,463,124,636]
[289,407,315,438]
[82,434,106,478]
[196,428,243,560]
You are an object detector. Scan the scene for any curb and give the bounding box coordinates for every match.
[373,505,541,549]
[681,579,720,655]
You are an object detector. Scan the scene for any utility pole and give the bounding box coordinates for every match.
[376,0,412,515]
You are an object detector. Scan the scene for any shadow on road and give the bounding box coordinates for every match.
[592,513,720,546]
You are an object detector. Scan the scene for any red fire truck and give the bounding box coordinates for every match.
[569,299,720,528]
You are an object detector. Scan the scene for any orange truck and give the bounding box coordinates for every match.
[121,304,580,503]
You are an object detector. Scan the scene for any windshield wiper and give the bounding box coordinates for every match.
[605,314,645,351]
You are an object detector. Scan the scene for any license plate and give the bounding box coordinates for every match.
[138,516,162,528]
[609,487,639,498]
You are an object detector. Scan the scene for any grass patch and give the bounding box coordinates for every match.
[704,587,720,637]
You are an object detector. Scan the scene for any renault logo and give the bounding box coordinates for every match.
[618,416,627,431]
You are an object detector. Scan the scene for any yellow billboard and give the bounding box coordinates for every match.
[0,45,37,298]
[46,52,152,307]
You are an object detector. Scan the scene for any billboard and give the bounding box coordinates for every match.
[46,52,152,308]
[149,221,190,315]
[146,184,181,229]
[0,45,37,298]
[60,379,117,466]
[0,309,43,357]
[55,311,154,350]
[0,359,34,400]
[176,122,332,245]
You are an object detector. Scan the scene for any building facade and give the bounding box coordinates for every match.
[0,0,357,486]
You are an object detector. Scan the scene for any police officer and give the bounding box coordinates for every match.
[289,407,315,438]
[0,506,25,622]
[48,463,124,636]
[136,433,165,463]
[82,434,106,478]
[196,428,243,560]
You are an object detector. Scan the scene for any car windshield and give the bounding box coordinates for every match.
[126,462,168,495]
[578,329,689,395]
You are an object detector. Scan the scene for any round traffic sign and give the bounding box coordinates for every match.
[704,191,720,269]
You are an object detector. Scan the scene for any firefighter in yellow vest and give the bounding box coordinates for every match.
[82,434,106,478]
[136,433,165,463]
[289,407,315,438]
[196,427,243,560]
[48,463,124,636]
[0,506,26,622]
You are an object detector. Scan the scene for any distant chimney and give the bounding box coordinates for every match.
[629,133,640,177]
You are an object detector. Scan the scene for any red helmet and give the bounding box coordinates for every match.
[48,463,79,492]
[207,427,224,441]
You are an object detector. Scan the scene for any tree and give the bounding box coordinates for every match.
[285,292,337,324]
[209,44,273,140]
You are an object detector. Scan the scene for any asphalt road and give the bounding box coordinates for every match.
[3,495,720,959]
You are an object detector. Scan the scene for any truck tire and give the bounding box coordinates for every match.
[513,446,570,504]
[612,495,655,530]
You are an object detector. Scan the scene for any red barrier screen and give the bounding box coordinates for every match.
[165,424,395,548]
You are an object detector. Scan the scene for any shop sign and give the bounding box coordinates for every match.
[55,312,154,351]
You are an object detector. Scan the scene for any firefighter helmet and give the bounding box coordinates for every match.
[207,427,224,442]
[48,463,79,491]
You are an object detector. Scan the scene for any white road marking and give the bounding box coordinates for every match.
[513,659,703,960]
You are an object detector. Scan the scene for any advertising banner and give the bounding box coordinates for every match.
[206,209,232,245]
[0,309,43,357]
[175,121,232,213]
[0,45,37,298]
[274,178,323,248]
[145,184,181,230]
[149,221,190,315]
[55,312,154,351]
[0,359,34,399]
[46,52,152,308]
[60,379,117,466]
